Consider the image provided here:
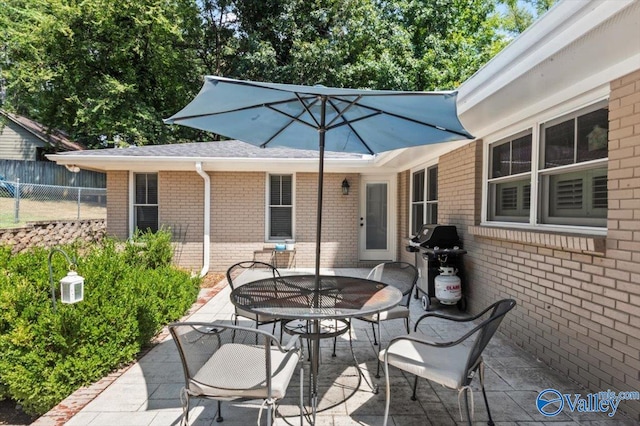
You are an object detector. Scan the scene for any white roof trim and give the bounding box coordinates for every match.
[46,154,380,173]
[457,0,636,114]
[457,0,640,138]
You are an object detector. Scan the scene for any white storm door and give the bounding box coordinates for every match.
[358,175,396,261]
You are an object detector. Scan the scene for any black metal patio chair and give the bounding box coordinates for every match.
[168,321,303,426]
[380,298,516,426]
[356,261,419,377]
[226,261,282,332]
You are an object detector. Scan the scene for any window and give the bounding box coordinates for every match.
[268,174,293,240]
[486,101,608,228]
[488,132,532,222]
[411,165,438,235]
[540,105,608,226]
[134,173,158,232]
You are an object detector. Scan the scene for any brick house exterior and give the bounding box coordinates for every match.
[440,70,640,419]
[50,1,640,421]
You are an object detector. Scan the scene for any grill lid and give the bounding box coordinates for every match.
[410,224,461,249]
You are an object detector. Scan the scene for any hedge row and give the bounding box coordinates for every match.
[0,230,201,415]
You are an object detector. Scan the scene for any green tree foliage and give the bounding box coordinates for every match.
[1,0,550,146]
[225,0,506,91]
[1,0,204,147]
[499,0,557,38]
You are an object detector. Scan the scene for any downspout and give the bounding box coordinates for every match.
[195,163,210,278]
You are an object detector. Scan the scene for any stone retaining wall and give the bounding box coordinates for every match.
[0,219,106,253]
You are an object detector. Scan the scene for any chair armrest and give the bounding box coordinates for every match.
[283,334,301,352]
[406,308,511,349]
[414,311,473,330]
[414,299,501,330]
[387,331,469,350]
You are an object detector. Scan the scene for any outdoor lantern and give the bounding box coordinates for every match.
[342,178,350,195]
[59,270,84,304]
[48,247,85,312]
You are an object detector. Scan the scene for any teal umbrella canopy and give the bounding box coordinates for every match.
[165,76,474,278]
[165,76,473,154]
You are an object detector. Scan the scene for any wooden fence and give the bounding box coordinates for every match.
[0,159,105,188]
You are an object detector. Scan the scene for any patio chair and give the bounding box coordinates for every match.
[356,261,419,377]
[226,261,282,332]
[168,321,303,426]
[380,298,516,426]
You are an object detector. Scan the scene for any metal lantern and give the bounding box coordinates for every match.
[60,270,84,304]
[341,178,350,195]
[48,247,85,311]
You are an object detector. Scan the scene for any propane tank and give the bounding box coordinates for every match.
[435,266,462,305]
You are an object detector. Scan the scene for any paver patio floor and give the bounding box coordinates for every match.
[45,268,637,425]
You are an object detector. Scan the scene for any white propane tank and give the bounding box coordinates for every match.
[435,266,461,305]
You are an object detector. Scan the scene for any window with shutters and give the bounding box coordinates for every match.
[486,101,608,228]
[488,131,532,222]
[268,174,293,240]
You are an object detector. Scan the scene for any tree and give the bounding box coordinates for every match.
[228,0,507,91]
[1,0,547,146]
[498,0,557,38]
[1,0,204,147]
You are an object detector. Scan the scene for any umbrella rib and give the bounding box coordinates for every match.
[261,97,321,147]
[328,96,472,138]
[324,97,377,154]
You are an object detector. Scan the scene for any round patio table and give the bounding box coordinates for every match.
[229,274,403,422]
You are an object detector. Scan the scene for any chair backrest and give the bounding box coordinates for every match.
[367,261,419,307]
[226,261,280,290]
[465,299,516,377]
[169,322,276,394]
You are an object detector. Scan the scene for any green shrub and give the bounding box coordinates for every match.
[0,230,200,415]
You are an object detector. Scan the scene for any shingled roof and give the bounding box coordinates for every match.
[61,140,366,159]
[0,110,85,151]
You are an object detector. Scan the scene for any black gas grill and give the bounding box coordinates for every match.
[406,224,467,310]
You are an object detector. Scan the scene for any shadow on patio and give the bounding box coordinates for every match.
[61,269,637,425]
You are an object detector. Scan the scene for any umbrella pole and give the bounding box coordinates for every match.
[314,98,326,285]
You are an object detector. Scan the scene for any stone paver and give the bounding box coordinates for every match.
[33,268,638,425]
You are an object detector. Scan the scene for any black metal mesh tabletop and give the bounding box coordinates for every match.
[230,274,403,320]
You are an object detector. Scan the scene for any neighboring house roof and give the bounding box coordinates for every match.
[0,110,86,152]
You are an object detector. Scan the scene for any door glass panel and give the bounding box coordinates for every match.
[366,183,387,250]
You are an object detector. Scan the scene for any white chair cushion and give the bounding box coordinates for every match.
[379,337,473,389]
[189,343,299,400]
[360,305,409,322]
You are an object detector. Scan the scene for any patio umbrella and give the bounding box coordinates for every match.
[164,76,474,283]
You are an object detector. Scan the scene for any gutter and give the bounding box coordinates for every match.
[456,0,636,114]
[195,162,210,278]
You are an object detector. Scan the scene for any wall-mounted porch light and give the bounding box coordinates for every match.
[341,178,350,195]
[48,248,85,312]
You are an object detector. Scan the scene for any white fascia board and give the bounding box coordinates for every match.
[47,154,376,173]
[457,0,635,114]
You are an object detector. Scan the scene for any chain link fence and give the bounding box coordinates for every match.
[0,179,106,228]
